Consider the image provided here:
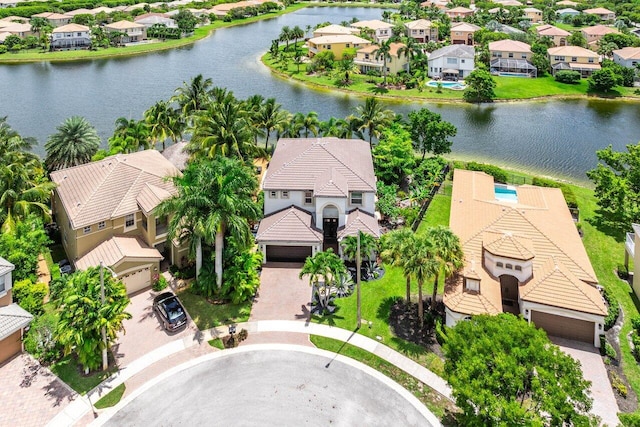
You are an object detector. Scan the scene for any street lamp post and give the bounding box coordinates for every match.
[99,261,117,372]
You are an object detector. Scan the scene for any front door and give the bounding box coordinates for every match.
[323,218,338,243]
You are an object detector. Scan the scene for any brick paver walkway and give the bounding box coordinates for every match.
[250,263,310,322]
[0,354,76,427]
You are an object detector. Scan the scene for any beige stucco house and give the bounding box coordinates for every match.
[105,20,147,44]
[51,23,91,50]
[444,170,607,347]
[523,7,542,23]
[450,22,480,45]
[445,6,474,20]
[0,257,33,365]
[32,12,72,27]
[404,19,439,43]
[306,34,371,60]
[536,24,570,47]
[350,19,394,43]
[51,150,189,295]
[581,25,618,49]
[312,24,356,38]
[354,42,409,75]
[256,138,380,263]
[548,45,601,77]
[583,7,616,22]
[489,39,536,77]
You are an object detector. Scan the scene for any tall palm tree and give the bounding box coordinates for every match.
[144,100,185,150]
[380,228,416,304]
[172,74,213,121]
[45,116,101,171]
[405,234,439,323]
[257,98,287,149]
[299,249,346,311]
[156,157,261,286]
[301,111,320,138]
[341,231,378,262]
[279,25,292,51]
[110,118,151,153]
[425,226,464,310]
[397,37,421,74]
[355,97,395,146]
[291,25,304,52]
[375,39,393,86]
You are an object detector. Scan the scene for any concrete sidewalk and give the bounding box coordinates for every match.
[47,320,452,426]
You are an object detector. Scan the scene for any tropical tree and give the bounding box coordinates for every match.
[291,25,304,52]
[301,111,320,138]
[257,98,288,149]
[109,118,151,153]
[279,25,292,51]
[299,249,346,311]
[341,231,378,262]
[372,122,415,185]
[408,108,457,159]
[463,68,496,103]
[380,228,415,303]
[45,116,101,171]
[172,74,213,120]
[53,267,131,373]
[424,226,464,310]
[144,100,185,150]
[333,57,360,85]
[405,234,439,323]
[374,39,393,86]
[355,97,395,146]
[397,37,422,73]
[156,157,261,287]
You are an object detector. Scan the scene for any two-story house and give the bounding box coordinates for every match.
[583,7,616,22]
[535,24,570,47]
[256,138,380,263]
[450,22,480,45]
[0,257,33,365]
[404,19,439,43]
[548,45,601,77]
[306,34,371,60]
[50,23,91,50]
[489,39,537,77]
[354,42,408,76]
[134,13,177,29]
[312,24,355,38]
[445,6,474,20]
[581,25,618,49]
[444,170,607,347]
[428,44,475,80]
[523,7,542,23]
[350,19,394,43]
[50,150,189,295]
[32,12,72,27]
[613,47,640,69]
[105,20,147,44]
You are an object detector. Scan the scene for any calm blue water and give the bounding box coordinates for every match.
[495,185,518,202]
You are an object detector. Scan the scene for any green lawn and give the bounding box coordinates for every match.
[310,335,458,420]
[178,287,251,331]
[50,356,116,395]
[94,384,126,409]
[208,338,225,349]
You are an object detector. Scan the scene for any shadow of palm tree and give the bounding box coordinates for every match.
[376,296,402,321]
[389,336,428,358]
[369,86,388,94]
[311,311,344,327]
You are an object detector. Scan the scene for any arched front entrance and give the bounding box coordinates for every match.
[322,205,339,250]
[499,275,520,314]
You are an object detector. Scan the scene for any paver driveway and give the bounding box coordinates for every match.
[250,263,311,322]
[0,354,76,427]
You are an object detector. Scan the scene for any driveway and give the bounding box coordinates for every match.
[0,354,76,427]
[250,263,311,322]
[552,337,620,427]
[112,286,199,369]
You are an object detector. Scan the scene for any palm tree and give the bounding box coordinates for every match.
[45,116,101,171]
[380,228,415,304]
[257,98,288,149]
[341,231,378,262]
[110,118,151,153]
[334,57,361,85]
[172,74,213,120]
[375,39,393,86]
[279,25,292,51]
[355,97,395,146]
[405,234,439,323]
[299,249,346,311]
[301,111,320,138]
[425,226,464,310]
[291,25,304,53]
[397,37,421,74]
[144,100,185,150]
[156,157,261,286]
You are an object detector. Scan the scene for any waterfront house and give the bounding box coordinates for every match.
[0,22,31,38]
[50,23,91,50]
[50,150,189,295]
[105,20,147,44]
[581,25,618,49]
[536,24,570,47]
[306,34,371,60]
[32,12,72,27]
[313,24,355,38]
[613,47,640,68]
[135,13,177,29]
[0,256,33,365]
[489,40,536,77]
[445,6,474,20]
[404,19,439,43]
[583,7,615,22]
[354,42,408,75]
[350,19,393,43]
[625,225,640,298]
[450,22,480,45]
[523,7,542,23]
[556,8,580,18]
[428,44,475,80]
[256,137,379,263]
[548,45,600,77]
[444,170,607,347]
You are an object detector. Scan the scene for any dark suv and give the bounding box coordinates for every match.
[153,292,188,332]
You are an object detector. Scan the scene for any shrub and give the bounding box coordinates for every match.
[554,70,581,84]
[48,276,68,302]
[398,206,419,228]
[619,413,640,426]
[24,311,61,364]
[632,334,640,361]
[599,336,616,360]
[603,287,619,330]
[435,318,448,345]
[12,279,47,316]
[466,162,508,183]
[153,275,168,292]
[631,316,640,332]
[531,177,578,209]
[610,371,628,398]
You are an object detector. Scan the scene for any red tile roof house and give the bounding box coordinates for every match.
[256,138,380,263]
[0,257,33,365]
[444,170,607,347]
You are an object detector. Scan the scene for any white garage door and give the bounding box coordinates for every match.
[122,267,151,295]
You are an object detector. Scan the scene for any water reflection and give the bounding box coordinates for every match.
[464,105,495,127]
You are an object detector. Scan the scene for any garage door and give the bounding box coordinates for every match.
[121,267,151,294]
[531,311,594,344]
[266,245,312,262]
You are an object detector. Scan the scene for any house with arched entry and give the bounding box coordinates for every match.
[256,138,380,263]
[444,170,607,347]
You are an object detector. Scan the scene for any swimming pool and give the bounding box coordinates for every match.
[498,72,530,78]
[427,81,466,90]
[494,184,518,202]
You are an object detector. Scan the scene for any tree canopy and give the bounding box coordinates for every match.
[408,108,457,159]
[443,314,594,426]
[463,68,496,103]
[372,122,415,185]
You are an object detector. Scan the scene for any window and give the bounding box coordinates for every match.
[446,57,457,64]
[508,53,514,58]
[282,191,289,199]
[496,262,503,268]
[515,265,522,271]
[304,191,313,205]
[98,221,106,230]
[521,54,527,59]
[156,216,168,235]
[465,278,480,292]
[571,57,577,62]
[125,213,135,229]
[346,44,350,48]
[83,226,91,234]
[505,263,513,270]
[350,192,363,205]
[0,276,5,293]
[588,57,594,63]
[269,191,278,198]
[142,215,148,231]
[461,59,465,63]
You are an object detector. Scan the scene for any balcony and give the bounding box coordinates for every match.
[627,232,635,258]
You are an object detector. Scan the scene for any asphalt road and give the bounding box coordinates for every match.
[102,348,437,426]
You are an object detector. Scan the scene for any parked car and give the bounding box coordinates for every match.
[153,292,188,332]
[58,259,72,274]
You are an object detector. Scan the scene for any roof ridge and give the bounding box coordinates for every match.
[110,167,145,218]
[71,158,124,226]
[321,142,376,192]
[260,206,305,237]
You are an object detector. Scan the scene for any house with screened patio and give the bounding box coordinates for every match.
[444,169,607,347]
[256,138,380,263]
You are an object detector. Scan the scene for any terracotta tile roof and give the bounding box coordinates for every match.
[0,23,30,33]
[161,141,189,171]
[568,62,601,70]
[548,45,599,58]
[0,304,33,340]
[520,257,606,315]
[52,23,89,33]
[483,230,535,261]
[584,7,614,14]
[315,168,349,197]
[307,34,371,45]
[581,25,618,36]
[614,47,640,60]
[444,275,503,315]
[75,236,163,270]
[447,6,473,12]
[66,8,92,16]
[536,24,570,37]
[337,209,381,240]
[450,22,481,32]
[0,256,14,277]
[356,42,406,57]
[256,206,323,244]
[264,138,376,193]
[51,150,180,229]
[523,7,541,12]
[351,19,393,30]
[444,169,602,316]
[555,0,577,5]
[429,44,475,60]
[33,12,71,19]
[489,39,531,53]
[405,19,434,30]
[105,20,146,30]
[137,183,172,215]
[0,16,27,23]
[313,24,355,36]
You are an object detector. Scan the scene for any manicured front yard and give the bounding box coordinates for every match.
[50,356,116,395]
[94,384,126,409]
[178,287,251,331]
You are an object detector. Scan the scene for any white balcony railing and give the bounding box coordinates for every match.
[627,232,635,258]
